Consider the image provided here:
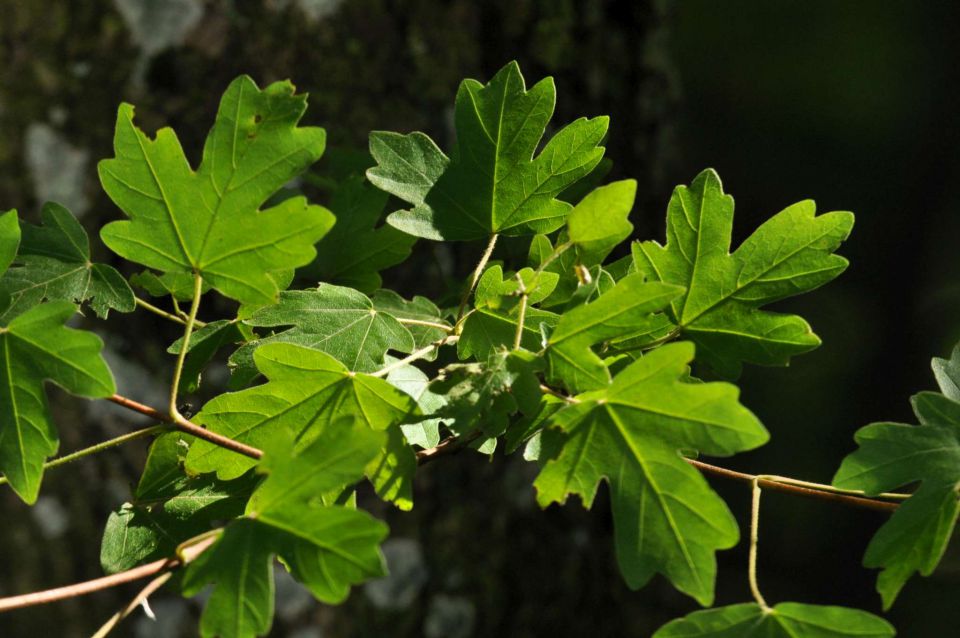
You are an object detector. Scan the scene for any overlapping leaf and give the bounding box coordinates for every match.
[653,602,895,637]
[183,427,387,638]
[534,342,767,604]
[0,214,115,504]
[301,176,415,292]
[0,202,134,321]
[566,179,636,266]
[98,75,334,306]
[371,290,450,359]
[430,350,542,447]
[544,274,683,392]
[367,61,609,241]
[188,343,419,509]
[833,346,960,608]
[634,169,853,377]
[101,433,257,573]
[229,284,415,385]
[458,264,559,359]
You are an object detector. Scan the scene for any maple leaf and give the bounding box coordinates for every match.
[535,342,767,604]
[634,169,853,377]
[0,202,134,321]
[834,344,960,608]
[367,61,609,241]
[98,75,334,306]
[654,602,894,637]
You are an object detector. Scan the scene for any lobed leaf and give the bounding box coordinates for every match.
[653,602,895,637]
[368,61,608,241]
[634,169,853,377]
[0,202,135,321]
[535,342,767,604]
[99,75,334,306]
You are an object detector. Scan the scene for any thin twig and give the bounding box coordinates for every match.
[455,233,499,323]
[396,317,453,332]
[0,424,170,487]
[135,297,207,328]
[91,572,173,638]
[688,459,900,513]
[416,431,483,464]
[748,478,770,611]
[169,273,204,419]
[369,335,459,379]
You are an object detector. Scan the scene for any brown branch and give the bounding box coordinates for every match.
[108,394,262,460]
[0,536,215,613]
[688,459,899,513]
[416,431,482,465]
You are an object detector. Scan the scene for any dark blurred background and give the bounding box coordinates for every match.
[1,1,959,636]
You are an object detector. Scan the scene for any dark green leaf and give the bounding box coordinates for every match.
[189,343,419,509]
[0,202,135,320]
[545,274,683,392]
[634,169,853,377]
[653,602,895,637]
[0,301,115,503]
[300,176,414,292]
[833,387,960,608]
[229,284,415,385]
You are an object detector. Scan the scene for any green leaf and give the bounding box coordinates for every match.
[188,343,419,509]
[229,284,415,385]
[833,387,960,608]
[431,350,543,445]
[566,179,635,266]
[100,433,257,573]
[384,360,445,448]
[933,343,960,402]
[534,342,767,604]
[300,176,415,292]
[0,301,115,503]
[368,61,609,241]
[0,210,19,276]
[634,169,853,377]
[0,202,135,320]
[545,274,683,392]
[182,520,276,638]
[98,75,335,306]
[183,428,388,638]
[371,289,450,360]
[168,320,246,394]
[653,602,895,637]
[457,264,560,359]
[130,269,212,301]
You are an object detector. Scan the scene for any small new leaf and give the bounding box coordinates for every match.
[99,75,335,306]
[535,342,767,604]
[634,169,853,377]
[653,602,895,637]
[368,61,609,241]
[545,274,683,392]
[566,179,636,266]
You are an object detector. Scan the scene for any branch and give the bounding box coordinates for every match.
[0,536,216,613]
[0,424,169,488]
[688,459,900,513]
[369,335,459,379]
[107,394,262,460]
